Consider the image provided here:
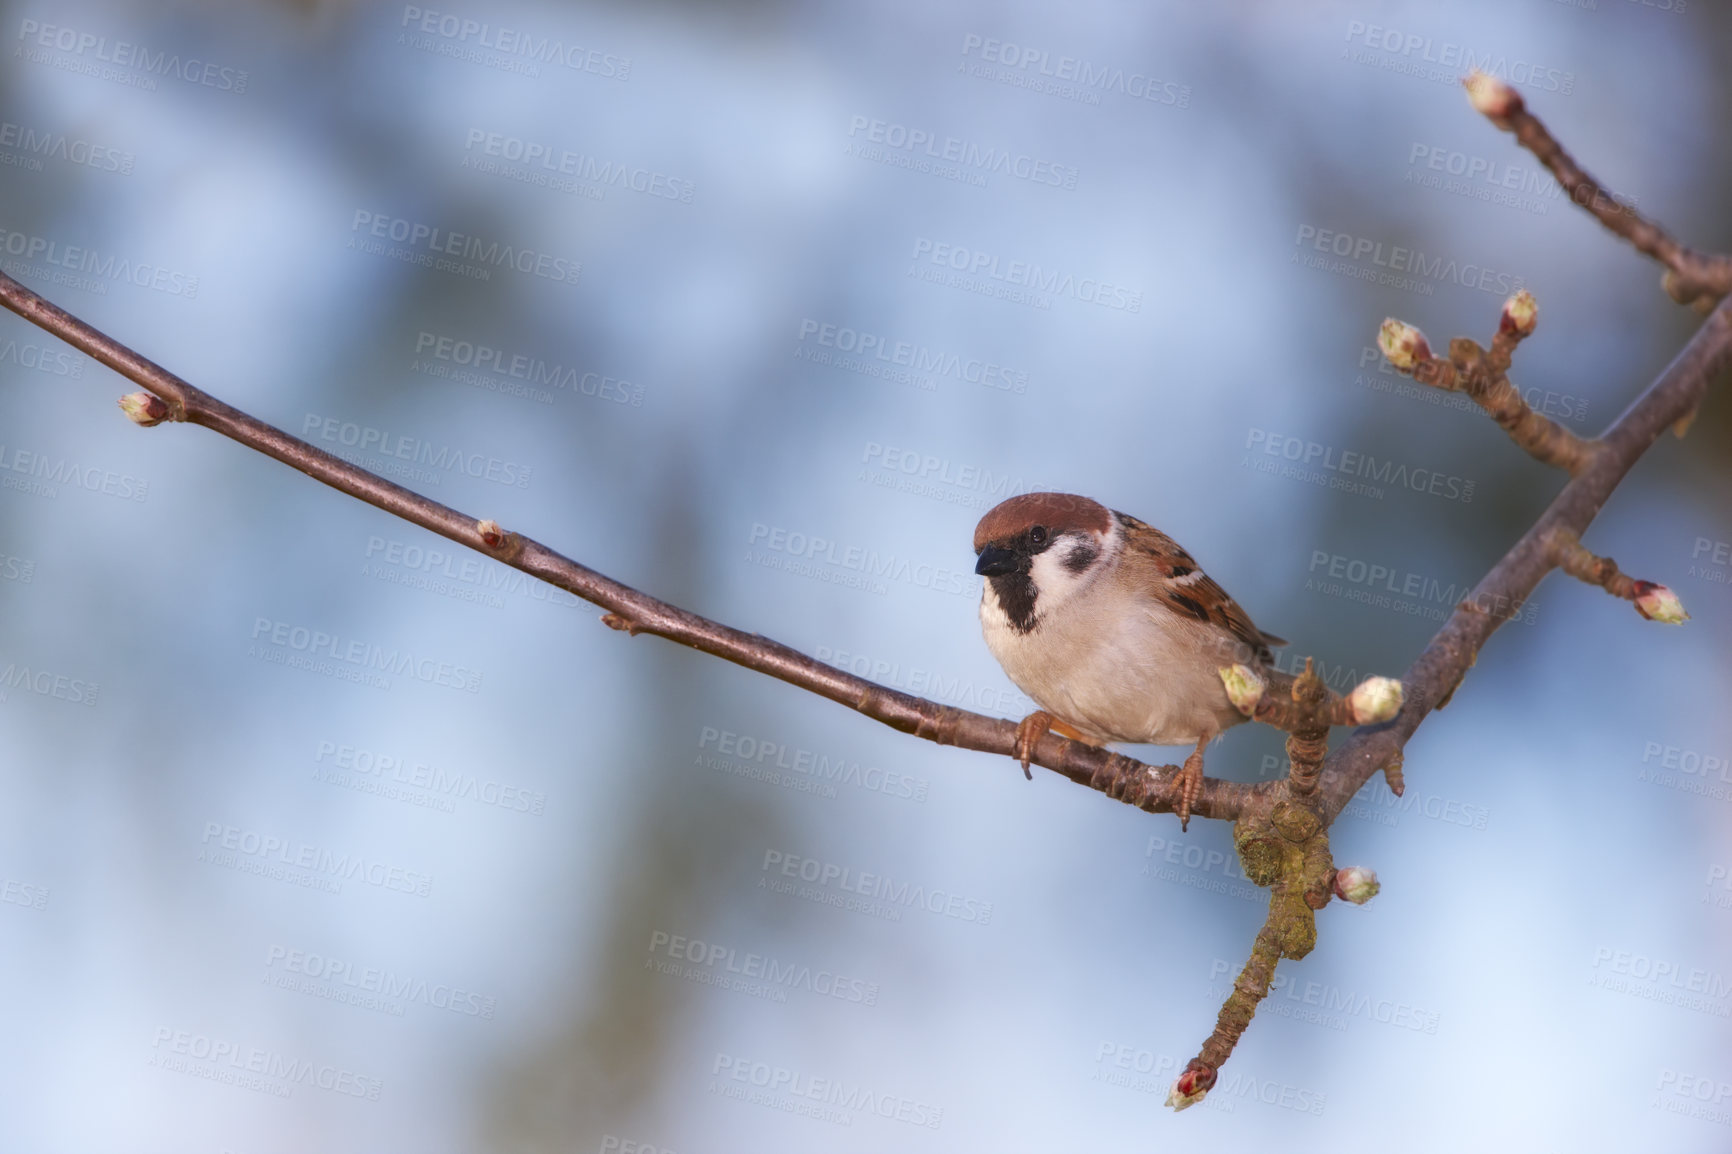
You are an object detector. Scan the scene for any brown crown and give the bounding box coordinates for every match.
[972,492,1113,552]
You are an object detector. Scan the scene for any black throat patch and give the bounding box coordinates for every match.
[990,571,1040,633]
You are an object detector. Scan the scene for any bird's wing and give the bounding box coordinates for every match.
[1118,515,1279,666]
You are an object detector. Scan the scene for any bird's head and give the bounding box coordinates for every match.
[973,492,1117,631]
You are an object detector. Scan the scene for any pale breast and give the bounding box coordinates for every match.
[980,580,1245,746]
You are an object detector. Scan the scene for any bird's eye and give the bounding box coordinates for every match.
[1028,526,1048,545]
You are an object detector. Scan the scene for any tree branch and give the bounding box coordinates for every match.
[0,268,1265,824]
[1317,289,1732,822]
[1174,79,1732,1102]
[4,73,1730,1115]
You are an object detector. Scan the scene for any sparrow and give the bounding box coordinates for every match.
[972,492,1285,829]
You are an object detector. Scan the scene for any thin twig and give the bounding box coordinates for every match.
[1467,71,1732,308]
[1174,820,1334,1104]
[1549,527,1689,622]
[1381,302,1600,474]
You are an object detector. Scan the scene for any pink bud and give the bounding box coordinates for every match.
[1500,290,1538,337]
[1377,319,1431,372]
[1632,581,1688,624]
[118,391,170,427]
[1334,866,1380,905]
[1463,71,1523,120]
[477,519,506,549]
[1166,1061,1216,1111]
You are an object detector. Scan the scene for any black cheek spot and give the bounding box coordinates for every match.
[1169,593,1211,622]
[1062,543,1099,574]
[1169,564,1195,578]
[992,574,1040,633]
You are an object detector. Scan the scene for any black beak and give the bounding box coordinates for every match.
[974,544,1020,577]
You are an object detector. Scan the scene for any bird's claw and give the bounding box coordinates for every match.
[1173,740,1207,831]
[1012,711,1053,780]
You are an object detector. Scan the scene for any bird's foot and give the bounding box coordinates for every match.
[1012,712,1053,780]
[1011,712,1089,780]
[1173,738,1208,831]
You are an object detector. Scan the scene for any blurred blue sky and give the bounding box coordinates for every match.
[0,0,1730,1150]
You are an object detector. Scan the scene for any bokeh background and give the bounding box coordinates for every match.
[1,0,1730,1149]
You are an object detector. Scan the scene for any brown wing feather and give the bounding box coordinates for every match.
[1118,514,1282,665]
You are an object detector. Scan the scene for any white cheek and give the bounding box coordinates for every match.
[1027,547,1092,609]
